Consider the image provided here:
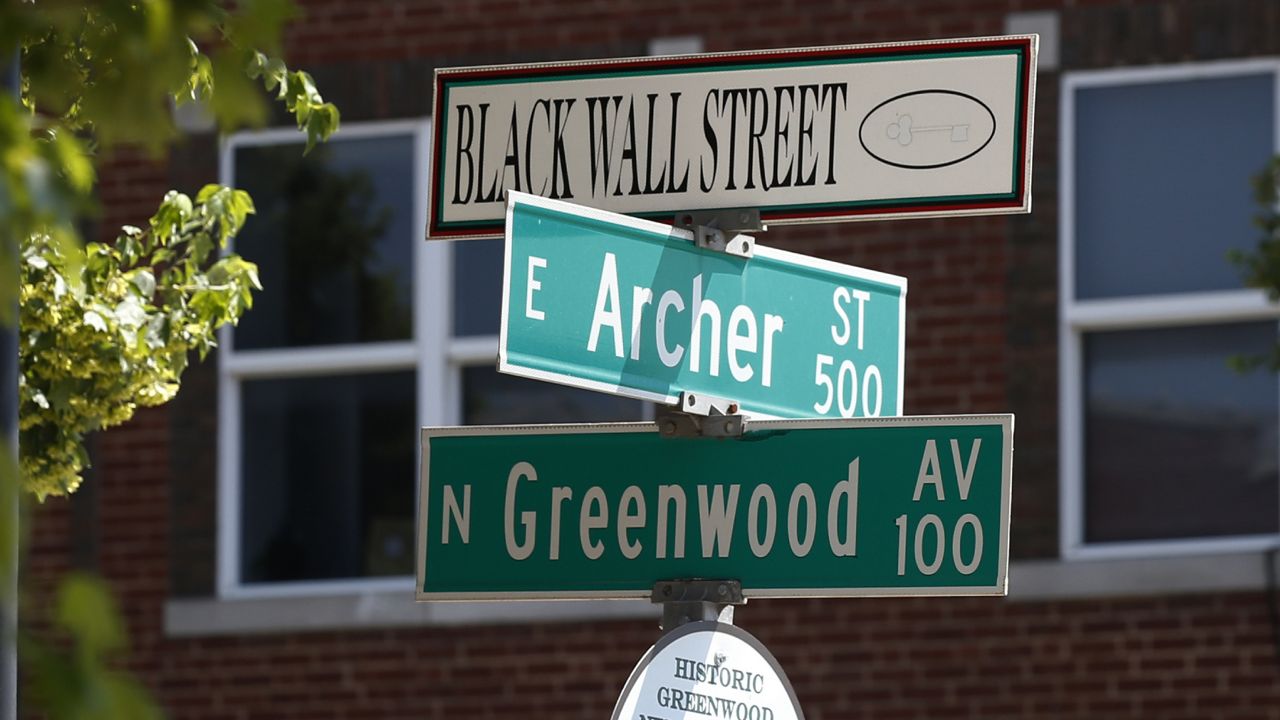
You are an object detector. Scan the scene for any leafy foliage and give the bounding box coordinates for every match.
[20,186,260,499]
[246,50,340,154]
[23,573,163,720]
[12,0,339,153]
[0,3,341,715]
[1229,157,1280,370]
[0,0,340,326]
[0,0,340,495]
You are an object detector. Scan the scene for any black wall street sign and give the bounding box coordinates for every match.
[427,34,1037,239]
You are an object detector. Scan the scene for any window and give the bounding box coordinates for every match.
[218,121,641,596]
[1060,60,1280,559]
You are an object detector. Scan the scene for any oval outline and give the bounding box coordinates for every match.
[859,89,997,170]
[609,620,807,720]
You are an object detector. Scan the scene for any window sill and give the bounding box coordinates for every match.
[165,552,1280,636]
[165,592,658,637]
[1008,549,1278,601]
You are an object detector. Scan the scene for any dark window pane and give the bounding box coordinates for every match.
[1074,74,1273,299]
[240,372,416,583]
[453,238,503,336]
[463,366,643,424]
[233,136,414,349]
[1084,323,1279,543]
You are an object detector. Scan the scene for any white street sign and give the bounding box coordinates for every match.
[428,34,1038,239]
[612,622,804,720]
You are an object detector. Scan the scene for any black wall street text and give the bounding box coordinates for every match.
[450,83,849,205]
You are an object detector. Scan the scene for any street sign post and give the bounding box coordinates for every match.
[416,415,1013,600]
[500,191,906,420]
[428,34,1038,239]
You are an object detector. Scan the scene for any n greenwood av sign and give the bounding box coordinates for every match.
[416,415,1013,600]
[428,34,1038,239]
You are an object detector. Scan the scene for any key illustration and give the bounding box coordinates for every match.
[886,114,970,146]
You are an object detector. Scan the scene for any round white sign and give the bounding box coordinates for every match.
[611,621,804,720]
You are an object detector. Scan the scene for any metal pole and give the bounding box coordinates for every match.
[649,210,758,637]
[1,49,21,720]
[0,306,16,720]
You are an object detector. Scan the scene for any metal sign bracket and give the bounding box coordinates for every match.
[652,579,746,630]
[673,209,763,259]
[656,392,745,438]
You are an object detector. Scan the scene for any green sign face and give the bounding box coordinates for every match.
[416,415,1013,600]
[500,191,907,419]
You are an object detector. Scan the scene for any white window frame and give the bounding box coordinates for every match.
[1059,58,1280,561]
[216,119,650,599]
[216,118,461,599]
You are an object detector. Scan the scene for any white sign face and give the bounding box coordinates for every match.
[428,35,1038,239]
[612,622,804,720]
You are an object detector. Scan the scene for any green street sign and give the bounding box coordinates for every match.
[416,415,1013,600]
[500,191,907,419]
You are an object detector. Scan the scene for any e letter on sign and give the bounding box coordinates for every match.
[428,34,1038,239]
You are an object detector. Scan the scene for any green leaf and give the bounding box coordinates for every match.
[229,189,255,226]
[192,232,215,264]
[50,129,94,194]
[50,270,67,300]
[304,104,341,154]
[55,573,126,656]
[119,233,142,264]
[205,261,229,286]
[83,310,108,333]
[101,674,165,720]
[167,191,193,218]
[49,379,73,412]
[189,289,228,320]
[208,49,269,129]
[130,269,156,298]
[141,0,174,50]
[145,314,168,350]
[115,296,147,329]
[265,58,288,94]
[244,261,262,291]
[193,53,215,102]
[195,183,222,204]
[247,50,269,79]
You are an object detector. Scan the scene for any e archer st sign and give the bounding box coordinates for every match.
[427,34,1037,239]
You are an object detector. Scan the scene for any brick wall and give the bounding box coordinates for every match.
[27,585,1280,719]
[21,0,1280,718]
